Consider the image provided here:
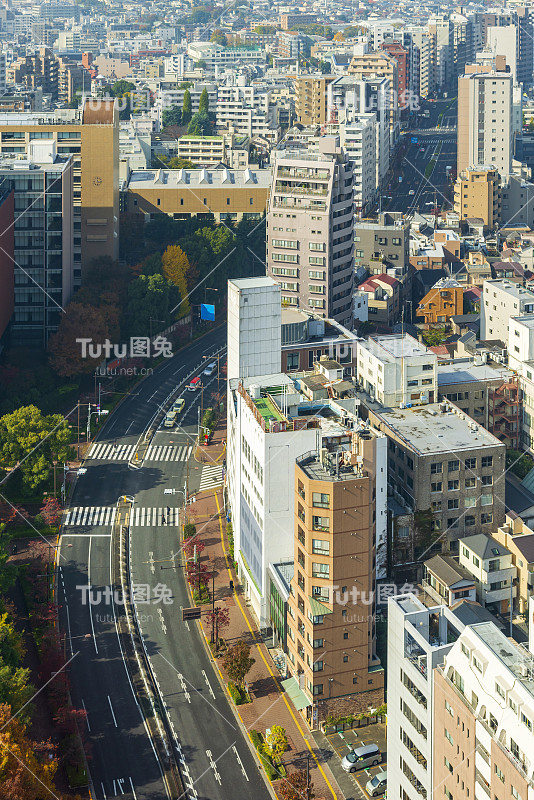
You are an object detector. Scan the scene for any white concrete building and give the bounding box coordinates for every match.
[356,334,438,407]
[227,277,281,383]
[458,534,516,612]
[481,279,534,342]
[507,314,534,451]
[340,116,377,214]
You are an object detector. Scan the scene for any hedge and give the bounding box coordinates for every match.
[249,730,284,781]
[228,681,243,705]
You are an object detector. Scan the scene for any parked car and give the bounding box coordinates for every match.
[341,743,382,773]
[366,771,387,796]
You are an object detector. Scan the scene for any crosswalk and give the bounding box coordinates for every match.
[198,464,224,493]
[87,442,193,462]
[64,506,181,527]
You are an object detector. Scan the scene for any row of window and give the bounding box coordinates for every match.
[431,512,493,529]
[430,456,493,473]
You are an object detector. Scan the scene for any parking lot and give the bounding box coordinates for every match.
[322,721,387,799]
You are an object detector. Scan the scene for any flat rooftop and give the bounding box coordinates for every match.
[471,622,534,698]
[485,279,534,301]
[511,313,534,329]
[376,403,502,455]
[438,362,511,386]
[362,334,431,362]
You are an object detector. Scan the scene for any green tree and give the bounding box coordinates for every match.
[529,117,534,132]
[125,274,176,338]
[161,245,190,315]
[198,87,209,114]
[162,105,182,128]
[140,252,163,276]
[254,24,277,33]
[182,89,192,124]
[222,640,255,689]
[0,406,71,491]
[0,663,34,720]
[421,327,447,347]
[110,79,136,97]
[210,29,227,46]
[187,111,213,136]
[0,613,25,668]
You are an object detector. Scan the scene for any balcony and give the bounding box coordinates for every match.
[275,184,328,197]
[475,769,490,796]
[421,579,447,606]
[405,648,428,679]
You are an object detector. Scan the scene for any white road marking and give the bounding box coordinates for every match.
[178,672,191,703]
[157,607,167,635]
[148,551,155,575]
[233,745,249,781]
[180,607,190,631]
[108,695,118,727]
[128,777,137,800]
[202,669,215,699]
[206,749,222,784]
[126,421,134,433]
[100,782,107,799]
[81,698,90,732]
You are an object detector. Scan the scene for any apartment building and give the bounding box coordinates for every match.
[357,273,401,326]
[266,137,354,328]
[428,16,454,91]
[295,75,336,126]
[187,42,265,69]
[339,117,377,214]
[457,69,513,178]
[493,513,534,614]
[348,52,399,143]
[354,213,410,280]
[176,134,249,168]
[416,277,464,325]
[0,143,73,347]
[454,166,501,228]
[0,189,14,344]
[356,334,438,407]
[124,166,270,224]
[506,314,534,450]
[407,27,434,98]
[457,533,516,613]
[0,99,119,279]
[7,48,59,101]
[481,279,534,342]
[285,435,385,723]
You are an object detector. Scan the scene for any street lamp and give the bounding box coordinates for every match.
[149,317,166,340]
[51,457,58,498]
[204,286,218,304]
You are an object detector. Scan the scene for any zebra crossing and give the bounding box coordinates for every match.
[87,442,193,462]
[64,506,180,527]
[198,464,224,493]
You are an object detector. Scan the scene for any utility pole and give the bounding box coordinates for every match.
[77,401,80,460]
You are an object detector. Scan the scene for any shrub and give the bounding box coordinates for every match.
[250,729,263,749]
[183,522,196,539]
[227,681,243,705]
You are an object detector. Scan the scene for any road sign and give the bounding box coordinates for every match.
[100,409,110,415]
[182,607,201,621]
[164,488,175,495]
[411,136,418,143]
[200,303,215,321]
[77,468,87,475]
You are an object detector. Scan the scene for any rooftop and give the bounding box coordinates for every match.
[376,403,503,455]
[128,166,271,189]
[484,279,534,301]
[361,333,431,362]
[425,554,475,587]
[437,361,511,386]
[461,533,511,561]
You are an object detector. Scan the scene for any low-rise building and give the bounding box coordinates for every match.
[457,533,516,613]
[416,277,464,325]
[422,554,477,606]
[492,513,534,614]
[481,279,534,343]
[357,273,401,326]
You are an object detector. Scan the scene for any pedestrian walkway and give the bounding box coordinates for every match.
[64,506,180,527]
[87,442,193,462]
[198,464,223,492]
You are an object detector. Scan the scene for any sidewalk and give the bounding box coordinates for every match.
[187,421,343,800]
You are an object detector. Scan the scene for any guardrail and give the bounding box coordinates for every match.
[128,345,227,470]
[113,496,184,799]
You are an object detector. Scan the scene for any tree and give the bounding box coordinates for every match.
[110,79,136,97]
[182,537,205,561]
[210,29,227,46]
[162,105,182,128]
[161,245,190,315]
[279,769,315,800]
[0,703,59,798]
[265,725,288,762]
[187,111,213,136]
[0,406,71,492]
[0,663,34,720]
[319,60,331,74]
[48,302,116,376]
[222,640,255,689]
[333,31,345,41]
[182,89,192,124]
[198,87,209,114]
[39,497,62,526]
[530,117,534,132]
[254,24,277,33]
[0,613,25,668]
[206,605,230,646]
[421,327,447,347]
[125,273,177,338]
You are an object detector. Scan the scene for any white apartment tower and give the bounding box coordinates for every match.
[458,70,513,178]
[227,277,281,382]
[266,136,354,328]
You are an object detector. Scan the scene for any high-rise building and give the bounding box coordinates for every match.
[266,137,354,328]
[454,166,502,228]
[0,99,119,282]
[0,142,74,347]
[348,52,399,143]
[295,75,336,126]
[227,277,281,382]
[339,117,377,214]
[428,16,454,91]
[457,68,513,178]
[407,27,433,98]
[7,47,59,101]
[285,433,386,723]
[0,188,14,345]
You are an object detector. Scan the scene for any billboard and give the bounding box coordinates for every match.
[200,303,215,321]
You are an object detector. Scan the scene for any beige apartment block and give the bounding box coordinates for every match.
[295,75,336,125]
[454,166,501,228]
[286,438,384,724]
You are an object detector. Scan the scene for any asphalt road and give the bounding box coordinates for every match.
[57,327,270,800]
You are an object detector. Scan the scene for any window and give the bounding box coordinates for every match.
[444,757,453,773]
[343,631,348,639]
[522,712,532,730]
[422,364,433,371]
[312,516,329,532]
[482,456,493,468]
[312,492,330,508]
[444,787,453,799]
[398,526,410,539]
[312,563,330,579]
[448,518,459,529]
[465,515,475,527]
[313,660,323,672]
[448,499,459,510]
[481,512,493,524]
[495,765,505,783]
[511,787,522,800]
[313,638,323,648]
[448,480,459,491]
[431,482,442,493]
[431,501,442,512]
[312,539,329,555]
[465,497,476,508]
[309,242,325,251]
[481,494,493,506]
[273,238,298,249]
[473,655,482,672]
[445,728,453,745]
[445,700,453,715]
[465,477,476,489]
[481,475,493,486]
[313,684,323,695]
[465,457,476,469]
[431,462,443,474]
[495,682,505,699]
[448,460,459,472]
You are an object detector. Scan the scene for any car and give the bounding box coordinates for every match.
[409,189,415,195]
[172,398,185,414]
[187,376,201,391]
[419,146,425,151]
[203,361,216,377]
[341,743,382,773]
[164,411,177,428]
[366,771,387,797]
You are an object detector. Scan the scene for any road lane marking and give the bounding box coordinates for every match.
[177,672,191,703]
[157,608,167,634]
[206,749,222,784]
[128,777,137,800]
[180,606,190,631]
[202,669,215,699]
[108,695,118,727]
[100,782,107,799]
[232,745,249,781]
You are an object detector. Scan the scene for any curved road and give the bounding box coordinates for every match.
[58,328,271,800]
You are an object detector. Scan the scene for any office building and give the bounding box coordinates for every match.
[0,143,73,347]
[266,137,354,328]
[284,434,385,723]
[457,69,513,178]
[454,166,501,228]
[0,99,119,279]
[481,279,534,342]
[0,188,14,344]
